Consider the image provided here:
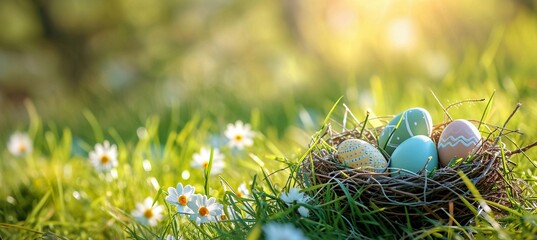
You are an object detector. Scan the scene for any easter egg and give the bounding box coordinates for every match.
[437,119,482,166]
[378,107,433,156]
[337,139,388,172]
[390,135,438,175]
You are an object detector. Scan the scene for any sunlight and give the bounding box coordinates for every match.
[386,17,417,50]
[0,0,535,238]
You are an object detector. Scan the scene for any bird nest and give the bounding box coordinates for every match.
[299,104,537,228]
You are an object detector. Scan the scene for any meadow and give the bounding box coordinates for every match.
[1,0,537,239]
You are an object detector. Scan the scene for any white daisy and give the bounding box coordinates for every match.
[165,183,195,215]
[218,205,241,221]
[131,197,164,226]
[236,183,249,198]
[297,206,310,218]
[191,147,224,175]
[280,187,310,206]
[263,222,309,240]
[187,194,223,225]
[165,234,183,240]
[165,235,176,240]
[7,132,32,157]
[89,140,118,172]
[224,120,254,150]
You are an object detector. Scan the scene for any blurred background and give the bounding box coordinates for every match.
[1,0,536,143]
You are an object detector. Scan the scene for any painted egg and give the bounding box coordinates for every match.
[437,119,482,166]
[378,107,433,156]
[337,139,388,172]
[390,135,438,175]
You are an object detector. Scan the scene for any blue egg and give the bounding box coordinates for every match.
[390,135,438,175]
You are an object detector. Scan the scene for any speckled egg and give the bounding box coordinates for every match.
[337,139,387,172]
[438,119,482,166]
[378,107,433,156]
[390,135,438,175]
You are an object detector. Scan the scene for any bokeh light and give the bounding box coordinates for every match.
[0,0,535,141]
[386,17,417,50]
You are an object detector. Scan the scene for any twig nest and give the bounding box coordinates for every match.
[300,106,535,229]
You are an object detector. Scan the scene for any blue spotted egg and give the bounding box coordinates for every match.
[337,139,388,172]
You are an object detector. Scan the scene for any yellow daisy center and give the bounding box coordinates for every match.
[220,214,226,220]
[18,144,26,153]
[237,191,243,198]
[178,195,188,206]
[201,161,209,168]
[100,154,110,164]
[234,134,243,141]
[198,206,209,216]
[144,209,154,219]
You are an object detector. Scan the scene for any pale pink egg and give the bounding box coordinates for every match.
[438,119,482,166]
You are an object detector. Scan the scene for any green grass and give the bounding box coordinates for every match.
[0,104,300,239]
[1,93,536,239]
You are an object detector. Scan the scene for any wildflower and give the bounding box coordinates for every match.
[263,222,309,240]
[236,183,249,198]
[191,147,224,175]
[218,205,241,221]
[297,206,310,218]
[165,183,195,215]
[8,132,32,157]
[187,194,223,225]
[89,140,118,172]
[280,187,310,206]
[165,235,175,240]
[131,197,164,226]
[280,188,312,217]
[224,120,254,150]
[165,234,183,240]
